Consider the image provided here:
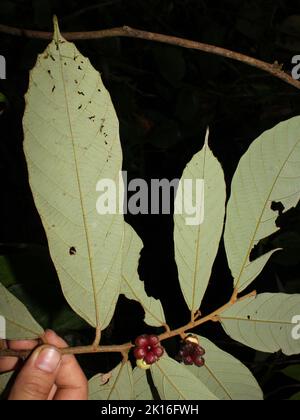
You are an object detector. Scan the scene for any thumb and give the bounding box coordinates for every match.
[8,345,62,400]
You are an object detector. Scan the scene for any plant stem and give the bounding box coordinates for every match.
[0,291,256,360]
[0,24,299,89]
[0,343,133,359]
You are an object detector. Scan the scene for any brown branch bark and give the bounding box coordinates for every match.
[0,24,299,89]
[0,291,256,360]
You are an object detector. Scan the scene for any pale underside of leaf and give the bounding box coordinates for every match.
[23,21,124,329]
[174,138,226,314]
[0,372,13,396]
[0,282,43,340]
[185,335,263,400]
[89,362,133,400]
[220,293,300,355]
[225,117,300,292]
[151,355,218,400]
[133,367,153,400]
[121,223,165,327]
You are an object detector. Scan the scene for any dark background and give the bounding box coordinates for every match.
[0,0,300,400]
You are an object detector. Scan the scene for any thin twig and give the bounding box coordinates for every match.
[0,343,133,359]
[0,291,255,360]
[0,24,299,89]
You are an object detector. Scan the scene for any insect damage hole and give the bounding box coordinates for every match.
[69,246,77,256]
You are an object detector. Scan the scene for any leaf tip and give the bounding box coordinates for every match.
[204,126,210,147]
[53,15,61,42]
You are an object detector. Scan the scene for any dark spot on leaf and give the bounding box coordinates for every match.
[89,115,96,120]
[50,54,56,61]
[69,247,77,256]
[78,104,82,110]
[74,80,78,84]
[98,89,101,92]
[78,66,83,71]
[100,124,105,133]
[247,315,251,320]
[104,141,108,145]
[64,62,67,66]
[78,91,85,96]
[52,85,56,93]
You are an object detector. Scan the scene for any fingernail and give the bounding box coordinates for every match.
[35,347,61,373]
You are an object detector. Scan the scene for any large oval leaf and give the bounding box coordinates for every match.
[220,293,300,355]
[121,223,165,327]
[23,19,124,329]
[133,367,153,400]
[89,362,133,400]
[185,336,263,400]
[0,282,43,340]
[174,133,226,315]
[224,117,300,292]
[151,355,218,400]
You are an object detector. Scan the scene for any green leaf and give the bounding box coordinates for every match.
[290,391,300,400]
[174,132,226,314]
[150,355,218,400]
[185,336,263,400]
[220,293,300,355]
[0,282,43,340]
[23,18,124,330]
[0,256,15,288]
[121,223,165,327]
[0,93,7,103]
[224,117,300,292]
[0,372,13,396]
[282,365,300,382]
[89,362,134,400]
[133,367,153,400]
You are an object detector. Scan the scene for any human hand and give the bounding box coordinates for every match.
[0,330,88,400]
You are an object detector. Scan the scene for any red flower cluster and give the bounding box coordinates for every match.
[178,336,205,367]
[134,334,164,365]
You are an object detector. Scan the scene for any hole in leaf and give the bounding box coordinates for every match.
[69,247,77,256]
